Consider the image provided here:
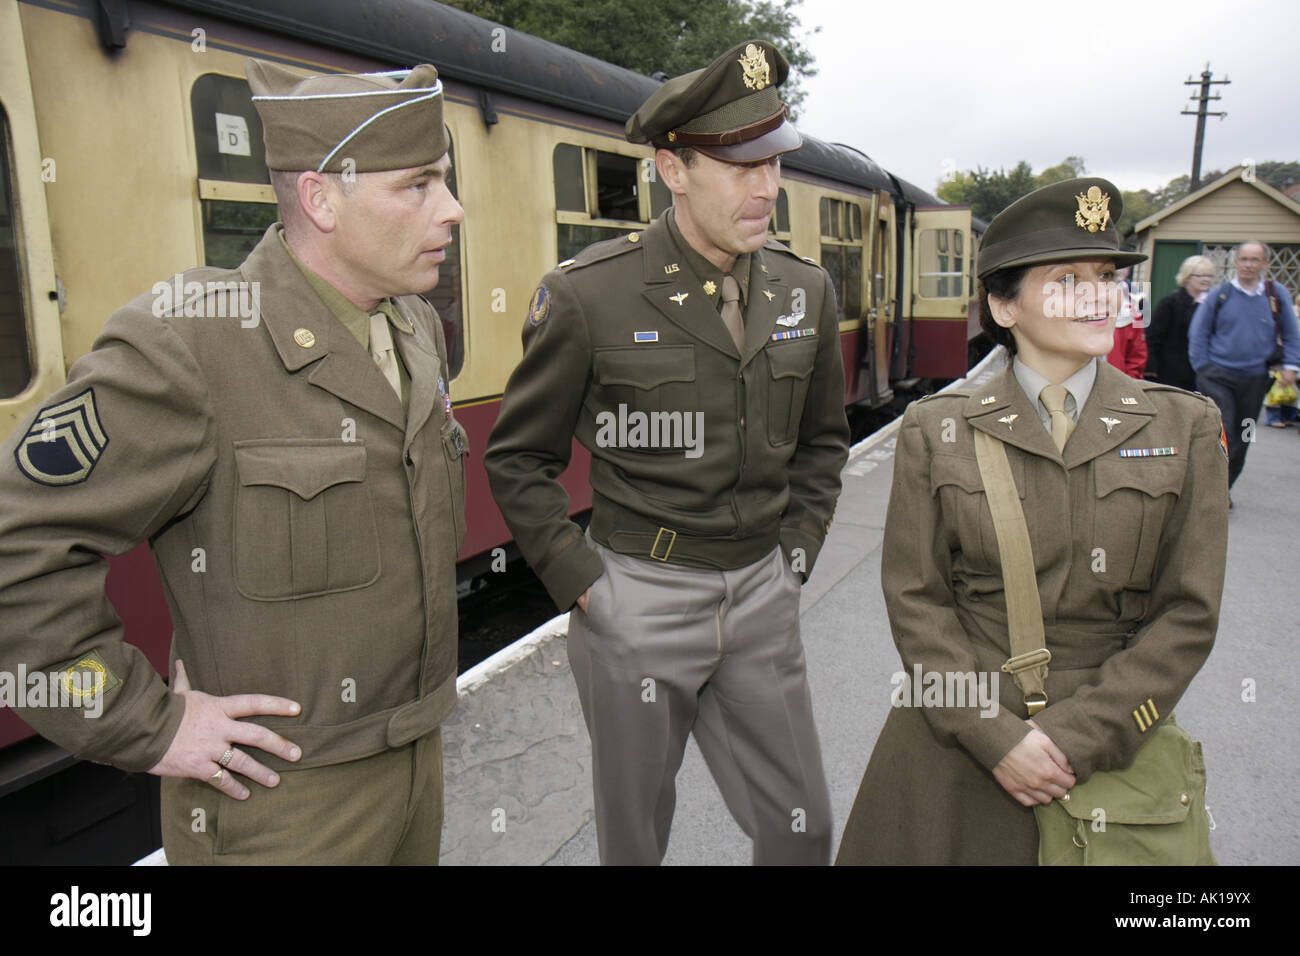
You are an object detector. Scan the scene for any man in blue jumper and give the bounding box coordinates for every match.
[1189,240,1300,493]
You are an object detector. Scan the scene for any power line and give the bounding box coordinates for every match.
[1181,63,1229,191]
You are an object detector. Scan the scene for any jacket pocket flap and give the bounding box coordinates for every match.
[234,441,366,500]
[930,453,1026,497]
[594,345,695,389]
[1095,457,1187,499]
[766,339,818,380]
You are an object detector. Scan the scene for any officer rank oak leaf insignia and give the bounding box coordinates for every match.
[15,388,109,486]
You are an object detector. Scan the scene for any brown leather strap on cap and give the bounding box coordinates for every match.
[667,105,788,147]
[972,429,1051,715]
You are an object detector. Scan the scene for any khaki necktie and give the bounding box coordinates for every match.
[368,310,402,398]
[720,274,745,352]
[1039,384,1075,452]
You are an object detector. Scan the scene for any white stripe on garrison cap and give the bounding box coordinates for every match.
[315,86,444,173]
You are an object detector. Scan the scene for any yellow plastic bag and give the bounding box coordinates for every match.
[1266,372,1298,408]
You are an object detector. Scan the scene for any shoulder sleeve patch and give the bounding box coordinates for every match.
[14,387,109,486]
[527,284,551,327]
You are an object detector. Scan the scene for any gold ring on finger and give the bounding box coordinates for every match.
[208,769,224,786]
[218,749,235,768]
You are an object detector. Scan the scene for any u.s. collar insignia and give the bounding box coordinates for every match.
[669,292,689,306]
[1120,396,1139,405]
[1074,185,1112,233]
[980,396,997,405]
[15,388,109,486]
[527,284,550,326]
[1099,416,1121,433]
[738,43,771,90]
[775,312,804,327]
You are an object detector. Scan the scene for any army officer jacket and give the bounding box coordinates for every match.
[882,359,1228,780]
[485,212,850,610]
[0,226,467,773]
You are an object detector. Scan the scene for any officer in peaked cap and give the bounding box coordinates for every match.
[487,39,849,865]
[0,59,466,864]
[836,177,1227,864]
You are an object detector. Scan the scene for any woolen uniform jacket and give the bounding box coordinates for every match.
[837,359,1228,864]
[0,226,467,773]
[484,212,850,610]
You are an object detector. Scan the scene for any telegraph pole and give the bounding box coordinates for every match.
[1182,63,1229,190]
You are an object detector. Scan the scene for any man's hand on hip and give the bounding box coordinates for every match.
[148,659,303,800]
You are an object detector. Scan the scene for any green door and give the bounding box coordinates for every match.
[1150,240,1199,307]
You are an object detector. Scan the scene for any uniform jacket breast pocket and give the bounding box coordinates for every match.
[1092,457,1186,589]
[592,345,697,451]
[232,439,381,601]
[930,451,1027,572]
[765,339,818,446]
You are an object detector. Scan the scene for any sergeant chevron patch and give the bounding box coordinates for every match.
[14,388,109,486]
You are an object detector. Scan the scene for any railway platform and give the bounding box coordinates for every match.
[435,349,1299,866]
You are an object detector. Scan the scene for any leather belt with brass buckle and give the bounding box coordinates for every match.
[650,528,677,562]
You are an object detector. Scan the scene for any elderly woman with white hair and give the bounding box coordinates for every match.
[1145,255,1216,389]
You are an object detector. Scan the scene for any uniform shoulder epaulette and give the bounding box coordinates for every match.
[554,231,643,274]
[137,265,247,320]
[762,237,820,268]
[916,388,970,403]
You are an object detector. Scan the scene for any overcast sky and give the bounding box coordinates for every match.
[793,0,1299,197]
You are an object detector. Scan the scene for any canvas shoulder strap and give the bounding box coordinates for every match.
[972,429,1051,715]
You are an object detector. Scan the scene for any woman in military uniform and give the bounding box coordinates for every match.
[836,178,1228,864]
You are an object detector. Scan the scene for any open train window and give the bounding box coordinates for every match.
[819,196,864,318]
[917,228,964,298]
[552,143,656,262]
[190,74,464,378]
[0,106,31,399]
[767,189,791,240]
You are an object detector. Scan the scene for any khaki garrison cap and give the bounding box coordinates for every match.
[246,59,450,173]
[626,39,802,162]
[977,177,1146,278]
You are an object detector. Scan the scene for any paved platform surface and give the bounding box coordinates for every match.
[440,356,1300,865]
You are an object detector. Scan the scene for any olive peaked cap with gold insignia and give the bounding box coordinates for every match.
[625,39,802,162]
[976,177,1146,278]
[246,58,450,173]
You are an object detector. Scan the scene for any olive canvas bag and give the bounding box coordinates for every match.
[971,428,1216,865]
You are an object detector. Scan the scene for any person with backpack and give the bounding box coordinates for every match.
[1188,240,1300,496]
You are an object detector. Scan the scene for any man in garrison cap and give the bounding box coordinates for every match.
[486,40,849,865]
[0,59,467,864]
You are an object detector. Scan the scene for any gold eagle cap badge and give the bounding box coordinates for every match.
[739,44,771,90]
[1074,186,1112,233]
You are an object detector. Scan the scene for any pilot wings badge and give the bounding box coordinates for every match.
[738,44,771,90]
[1074,186,1112,233]
[775,312,804,327]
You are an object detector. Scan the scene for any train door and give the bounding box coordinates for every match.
[910,205,972,380]
[866,193,894,404]
[0,0,63,437]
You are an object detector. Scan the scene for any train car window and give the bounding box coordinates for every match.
[553,144,652,261]
[819,196,865,316]
[203,200,279,269]
[417,148,464,379]
[553,144,586,213]
[768,189,791,238]
[191,74,270,185]
[0,109,32,398]
[594,152,639,221]
[649,174,672,220]
[917,229,964,298]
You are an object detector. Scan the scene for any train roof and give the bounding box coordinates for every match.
[159,0,944,203]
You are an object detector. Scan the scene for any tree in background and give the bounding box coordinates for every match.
[441,0,818,113]
[939,158,1298,245]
